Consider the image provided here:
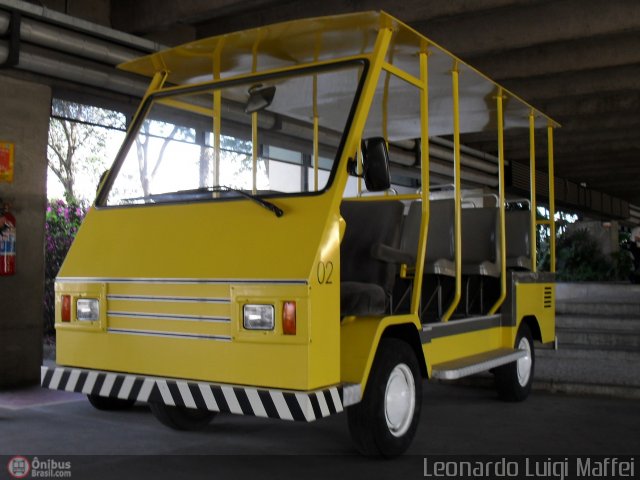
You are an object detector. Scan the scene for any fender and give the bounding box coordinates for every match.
[340,314,425,393]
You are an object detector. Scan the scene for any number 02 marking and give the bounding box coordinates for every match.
[317,261,334,284]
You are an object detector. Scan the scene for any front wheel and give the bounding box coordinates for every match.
[347,338,422,457]
[149,403,216,431]
[495,323,535,401]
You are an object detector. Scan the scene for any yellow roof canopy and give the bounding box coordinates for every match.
[119,11,558,137]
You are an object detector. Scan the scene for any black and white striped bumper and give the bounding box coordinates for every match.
[41,366,361,422]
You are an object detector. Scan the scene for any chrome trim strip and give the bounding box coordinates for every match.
[58,277,308,285]
[107,294,230,304]
[107,311,230,323]
[107,328,232,341]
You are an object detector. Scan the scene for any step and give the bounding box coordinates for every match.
[556,329,640,350]
[536,348,640,388]
[431,348,526,380]
[537,347,640,362]
[532,381,640,399]
[556,315,640,332]
[556,301,640,317]
[556,282,640,304]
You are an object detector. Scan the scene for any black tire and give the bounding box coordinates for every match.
[149,402,216,431]
[347,338,422,457]
[87,394,136,411]
[495,322,535,402]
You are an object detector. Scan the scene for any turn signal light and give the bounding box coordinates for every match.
[61,295,71,322]
[283,301,296,335]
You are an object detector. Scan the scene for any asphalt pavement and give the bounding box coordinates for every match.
[1,380,638,479]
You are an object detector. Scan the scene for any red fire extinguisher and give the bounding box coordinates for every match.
[0,203,16,276]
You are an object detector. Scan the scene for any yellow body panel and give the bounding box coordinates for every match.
[424,328,504,370]
[56,195,342,390]
[56,330,311,389]
[516,282,556,343]
[340,315,420,389]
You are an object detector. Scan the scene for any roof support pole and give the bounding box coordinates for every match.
[547,125,556,273]
[529,112,537,273]
[313,76,319,192]
[212,39,225,194]
[410,46,430,317]
[442,62,462,322]
[489,89,507,314]
[250,31,263,195]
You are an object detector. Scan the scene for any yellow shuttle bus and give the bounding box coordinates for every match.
[42,11,557,456]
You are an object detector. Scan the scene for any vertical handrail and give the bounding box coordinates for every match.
[410,46,430,316]
[489,89,507,314]
[547,125,556,273]
[250,32,263,195]
[313,76,319,191]
[212,39,225,193]
[442,62,462,322]
[356,143,363,195]
[529,112,537,273]
[251,112,258,194]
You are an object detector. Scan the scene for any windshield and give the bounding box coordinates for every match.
[100,62,364,207]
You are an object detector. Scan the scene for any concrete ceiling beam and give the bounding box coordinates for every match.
[502,64,640,103]
[553,115,640,133]
[194,0,539,37]
[539,92,640,118]
[413,0,640,58]
[111,0,287,34]
[469,32,640,81]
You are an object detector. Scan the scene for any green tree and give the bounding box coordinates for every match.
[47,99,124,203]
[135,120,194,195]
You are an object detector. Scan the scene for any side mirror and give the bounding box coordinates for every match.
[362,137,391,191]
[245,84,276,114]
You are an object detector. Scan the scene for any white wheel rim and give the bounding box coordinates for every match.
[384,363,415,437]
[516,336,532,386]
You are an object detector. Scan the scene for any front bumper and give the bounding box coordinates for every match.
[41,365,360,422]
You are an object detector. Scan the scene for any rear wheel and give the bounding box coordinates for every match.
[149,403,216,431]
[495,322,535,401]
[87,395,136,411]
[347,338,422,457]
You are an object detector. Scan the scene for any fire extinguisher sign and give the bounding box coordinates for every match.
[0,207,16,276]
[0,141,15,183]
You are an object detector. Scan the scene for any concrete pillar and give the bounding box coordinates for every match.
[0,74,51,388]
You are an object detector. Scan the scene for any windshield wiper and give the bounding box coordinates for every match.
[211,185,283,218]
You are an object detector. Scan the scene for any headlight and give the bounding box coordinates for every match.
[243,304,274,330]
[77,298,100,322]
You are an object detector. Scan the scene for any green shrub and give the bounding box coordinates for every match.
[542,228,633,282]
[44,200,87,334]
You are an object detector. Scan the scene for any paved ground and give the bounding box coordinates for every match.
[1,381,639,479]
